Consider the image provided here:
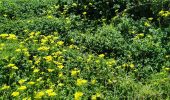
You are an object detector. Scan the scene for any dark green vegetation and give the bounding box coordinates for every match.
[0,0,170,99]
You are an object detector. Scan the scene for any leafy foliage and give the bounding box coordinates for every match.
[0,0,170,99]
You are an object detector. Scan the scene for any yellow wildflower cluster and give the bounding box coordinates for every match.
[1,84,10,90]
[91,93,101,100]
[158,10,170,17]
[0,34,17,40]
[45,89,56,96]
[11,91,20,97]
[43,55,53,62]
[7,63,18,70]
[37,46,50,51]
[76,79,88,86]
[18,86,27,91]
[71,68,80,76]
[74,91,83,100]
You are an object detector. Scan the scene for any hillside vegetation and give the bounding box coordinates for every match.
[0,0,170,99]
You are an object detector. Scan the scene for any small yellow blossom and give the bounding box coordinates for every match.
[43,56,53,62]
[47,15,53,19]
[36,77,43,82]
[33,68,40,73]
[22,97,31,100]
[91,93,101,100]
[15,49,21,52]
[35,91,45,99]
[98,54,105,58]
[74,92,83,100]
[58,83,64,87]
[71,69,80,76]
[91,95,97,100]
[58,65,64,69]
[0,34,8,38]
[46,89,56,96]
[27,81,35,85]
[11,91,20,97]
[37,46,49,51]
[91,79,96,84]
[164,67,170,71]
[48,92,56,96]
[72,3,77,7]
[46,89,53,93]
[1,84,10,90]
[58,73,63,77]
[8,34,17,40]
[7,64,18,70]
[144,22,151,27]
[19,79,26,85]
[76,79,88,86]
[57,41,64,46]
[18,86,27,91]
[83,12,87,15]
[89,3,93,5]
[148,17,153,21]
[130,63,135,68]
[47,68,55,72]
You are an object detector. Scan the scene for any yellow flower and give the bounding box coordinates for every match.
[37,46,49,51]
[164,67,170,71]
[89,3,93,5]
[7,64,18,70]
[91,79,96,84]
[46,89,53,93]
[52,51,62,57]
[159,10,164,15]
[58,65,64,69]
[58,73,63,77]
[1,84,10,90]
[35,91,45,99]
[46,89,56,96]
[135,33,144,39]
[83,12,87,15]
[72,3,77,7]
[76,79,88,86]
[47,68,55,72]
[144,22,151,27]
[58,83,64,87]
[91,93,101,100]
[98,54,105,58]
[74,92,83,100]
[148,17,153,21]
[18,86,27,91]
[19,79,26,85]
[36,77,42,82]
[7,64,15,67]
[71,69,80,76]
[48,92,56,96]
[43,56,53,62]
[15,48,21,52]
[11,91,20,97]
[47,15,53,19]
[91,95,97,100]
[27,81,35,85]
[130,63,135,69]
[22,97,31,100]
[33,68,40,73]
[12,66,19,70]
[8,34,17,40]
[0,34,8,38]
[57,41,64,46]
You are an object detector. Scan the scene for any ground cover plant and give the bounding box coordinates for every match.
[0,0,170,99]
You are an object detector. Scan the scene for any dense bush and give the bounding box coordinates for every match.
[0,0,170,99]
